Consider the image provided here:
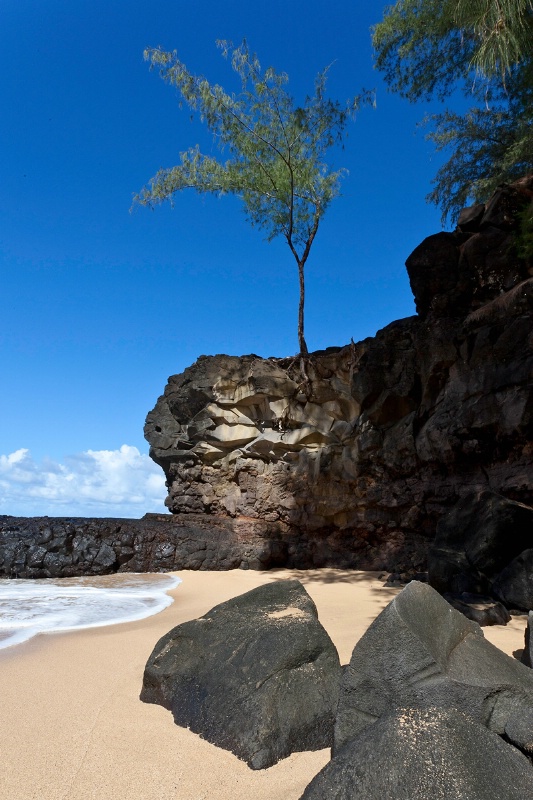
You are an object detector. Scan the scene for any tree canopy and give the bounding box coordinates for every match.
[373,0,533,99]
[372,0,533,220]
[134,41,368,355]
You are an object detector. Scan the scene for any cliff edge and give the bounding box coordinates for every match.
[145,176,533,571]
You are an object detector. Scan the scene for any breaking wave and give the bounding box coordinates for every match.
[0,572,181,650]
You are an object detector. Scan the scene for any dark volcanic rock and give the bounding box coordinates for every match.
[428,490,533,604]
[301,707,533,800]
[457,202,485,232]
[0,514,299,577]
[405,230,473,318]
[505,705,533,755]
[442,592,511,626]
[493,549,533,611]
[0,513,425,577]
[334,581,533,754]
[4,178,533,578]
[522,612,533,668]
[140,579,341,769]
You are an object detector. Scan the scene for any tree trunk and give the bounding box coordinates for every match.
[298,259,308,355]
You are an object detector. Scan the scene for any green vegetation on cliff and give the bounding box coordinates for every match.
[373,0,533,221]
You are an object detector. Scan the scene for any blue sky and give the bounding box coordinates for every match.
[1,0,457,517]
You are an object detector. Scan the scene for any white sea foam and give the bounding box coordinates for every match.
[0,573,181,650]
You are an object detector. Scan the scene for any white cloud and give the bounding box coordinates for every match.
[0,446,168,518]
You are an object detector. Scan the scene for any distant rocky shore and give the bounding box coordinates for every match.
[0,511,416,578]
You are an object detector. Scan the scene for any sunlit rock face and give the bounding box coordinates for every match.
[145,176,533,572]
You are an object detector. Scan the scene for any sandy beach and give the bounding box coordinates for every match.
[0,569,528,800]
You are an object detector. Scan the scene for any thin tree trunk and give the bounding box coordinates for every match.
[298,259,308,355]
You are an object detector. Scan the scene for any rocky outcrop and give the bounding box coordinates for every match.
[141,579,341,769]
[428,490,533,608]
[302,707,533,800]
[2,178,532,579]
[145,176,533,574]
[334,581,533,754]
[142,579,533,794]
[0,512,413,577]
[302,581,533,797]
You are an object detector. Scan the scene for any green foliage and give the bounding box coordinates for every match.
[134,41,369,353]
[372,0,476,102]
[373,0,533,222]
[373,0,533,98]
[426,69,533,219]
[461,0,533,77]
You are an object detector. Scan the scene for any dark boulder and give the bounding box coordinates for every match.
[405,231,473,319]
[457,202,485,232]
[301,707,533,800]
[443,592,511,626]
[493,549,533,611]
[334,581,533,754]
[428,490,533,599]
[140,579,341,769]
[522,612,533,668]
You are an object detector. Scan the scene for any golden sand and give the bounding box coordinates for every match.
[0,569,527,799]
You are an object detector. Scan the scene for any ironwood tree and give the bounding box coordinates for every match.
[372,0,533,221]
[134,40,368,355]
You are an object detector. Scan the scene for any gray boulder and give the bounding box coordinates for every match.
[334,581,533,753]
[140,579,341,769]
[301,707,533,800]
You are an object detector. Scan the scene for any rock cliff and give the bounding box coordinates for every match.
[145,176,533,572]
[2,177,531,578]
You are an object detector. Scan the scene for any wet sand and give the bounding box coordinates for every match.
[0,569,527,799]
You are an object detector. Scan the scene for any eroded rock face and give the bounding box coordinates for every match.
[145,178,533,573]
[140,579,341,769]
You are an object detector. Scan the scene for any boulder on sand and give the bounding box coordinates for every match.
[442,592,511,626]
[301,707,533,800]
[140,579,341,769]
[334,581,533,753]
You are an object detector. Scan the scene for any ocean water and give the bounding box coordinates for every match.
[0,572,181,650]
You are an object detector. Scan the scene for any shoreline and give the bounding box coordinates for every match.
[0,572,181,651]
[0,569,527,799]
